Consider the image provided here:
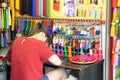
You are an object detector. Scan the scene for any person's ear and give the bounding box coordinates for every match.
[40,32,45,37]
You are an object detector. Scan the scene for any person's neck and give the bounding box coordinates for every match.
[27,35,39,40]
[28,35,36,38]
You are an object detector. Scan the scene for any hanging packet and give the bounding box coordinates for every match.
[110,22,116,37]
[53,0,60,11]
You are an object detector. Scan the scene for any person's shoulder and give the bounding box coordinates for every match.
[10,37,24,46]
[12,37,26,44]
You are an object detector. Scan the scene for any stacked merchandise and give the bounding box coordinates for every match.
[110,0,120,80]
[0,0,12,49]
[49,19,103,63]
[12,19,52,40]
[12,19,42,39]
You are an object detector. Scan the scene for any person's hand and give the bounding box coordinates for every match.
[48,54,62,66]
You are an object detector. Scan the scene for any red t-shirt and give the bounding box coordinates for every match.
[6,37,54,80]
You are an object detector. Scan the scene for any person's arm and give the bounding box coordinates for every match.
[5,46,12,65]
[39,42,62,65]
[48,54,62,65]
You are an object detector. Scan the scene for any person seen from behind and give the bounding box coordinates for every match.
[5,23,68,80]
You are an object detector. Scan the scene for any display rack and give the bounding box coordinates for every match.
[14,16,103,62]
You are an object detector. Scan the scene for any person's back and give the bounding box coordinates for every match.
[8,37,55,80]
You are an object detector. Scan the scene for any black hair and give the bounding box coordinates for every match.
[26,23,52,44]
[27,23,48,37]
